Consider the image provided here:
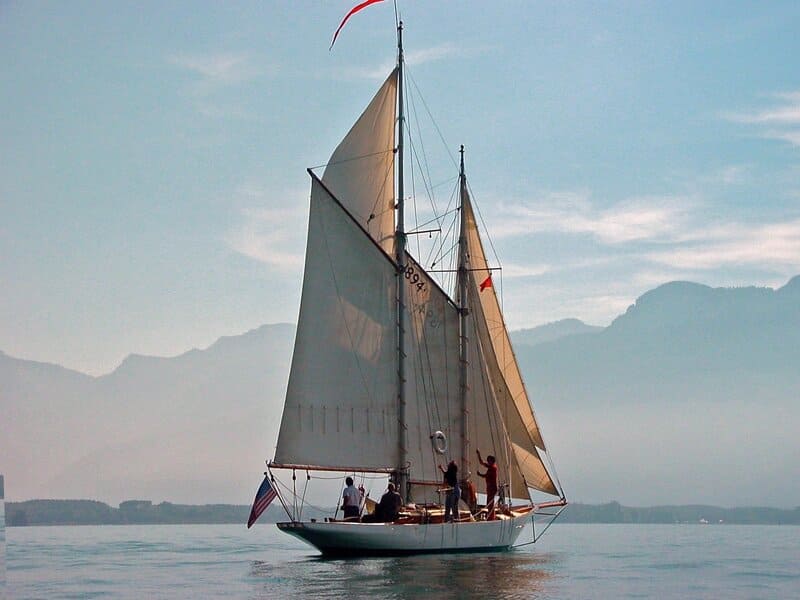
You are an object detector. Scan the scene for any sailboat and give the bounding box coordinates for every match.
[265,22,567,556]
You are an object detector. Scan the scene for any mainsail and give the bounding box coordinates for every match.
[274,69,399,471]
[273,67,561,501]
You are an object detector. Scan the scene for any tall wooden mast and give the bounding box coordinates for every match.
[395,20,409,499]
[457,145,470,481]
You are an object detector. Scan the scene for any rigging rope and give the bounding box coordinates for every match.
[405,263,441,489]
[402,62,462,296]
[399,62,467,498]
[406,81,441,224]
[299,470,310,521]
[407,70,459,171]
[427,181,460,271]
[308,148,393,172]
[465,178,503,279]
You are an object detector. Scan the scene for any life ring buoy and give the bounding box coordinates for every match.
[431,431,448,454]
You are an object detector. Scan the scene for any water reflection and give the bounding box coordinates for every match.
[251,549,560,599]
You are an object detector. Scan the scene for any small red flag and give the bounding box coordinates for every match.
[480,274,493,292]
[330,0,386,50]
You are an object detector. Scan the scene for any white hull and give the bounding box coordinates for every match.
[277,514,529,556]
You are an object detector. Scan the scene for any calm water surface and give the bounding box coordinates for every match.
[5,523,799,598]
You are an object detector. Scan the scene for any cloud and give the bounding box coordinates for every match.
[338,62,395,82]
[762,129,800,147]
[724,90,800,147]
[647,219,800,270]
[475,176,800,274]
[338,43,474,81]
[489,192,693,244]
[502,279,633,328]
[405,43,466,67]
[224,185,308,270]
[500,262,552,278]
[169,52,259,87]
[702,165,749,186]
[169,52,267,119]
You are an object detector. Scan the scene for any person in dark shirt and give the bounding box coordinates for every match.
[438,460,460,522]
[376,482,403,522]
[476,449,498,520]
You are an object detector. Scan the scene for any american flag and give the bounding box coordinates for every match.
[247,474,278,528]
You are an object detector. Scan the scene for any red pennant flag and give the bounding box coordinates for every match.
[330,0,386,50]
[480,274,493,292]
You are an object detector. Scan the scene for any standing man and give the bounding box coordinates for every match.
[438,461,460,522]
[341,476,362,520]
[476,449,498,520]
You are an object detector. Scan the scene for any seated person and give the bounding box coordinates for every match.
[363,482,403,522]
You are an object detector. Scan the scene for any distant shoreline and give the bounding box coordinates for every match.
[5,499,799,527]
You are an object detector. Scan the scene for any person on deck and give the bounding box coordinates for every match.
[361,482,403,523]
[377,482,403,522]
[461,479,478,514]
[476,449,498,520]
[341,476,363,520]
[438,461,460,522]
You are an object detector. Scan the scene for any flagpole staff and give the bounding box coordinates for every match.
[266,465,294,523]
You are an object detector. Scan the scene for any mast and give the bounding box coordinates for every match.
[457,145,470,481]
[395,20,409,498]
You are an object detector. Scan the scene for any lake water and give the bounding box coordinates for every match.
[4,523,798,598]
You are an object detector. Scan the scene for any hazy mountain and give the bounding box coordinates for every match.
[519,277,800,507]
[2,279,798,507]
[1,324,294,505]
[510,319,603,347]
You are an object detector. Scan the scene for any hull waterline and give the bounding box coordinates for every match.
[276,514,529,556]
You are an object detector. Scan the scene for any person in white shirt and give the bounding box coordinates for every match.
[341,476,362,520]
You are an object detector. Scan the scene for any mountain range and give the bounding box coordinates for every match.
[2,276,798,507]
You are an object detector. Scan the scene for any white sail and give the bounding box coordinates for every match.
[463,192,558,496]
[322,69,398,255]
[273,69,561,496]
[266,33,567,558]
[469,282,558,496]
[463,303,525,500]
[274,177,398,470]
[463,197,547,451]
[402,252,461,502]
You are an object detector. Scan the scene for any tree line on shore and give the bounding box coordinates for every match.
[5,499,799,526]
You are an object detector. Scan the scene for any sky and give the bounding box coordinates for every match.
[2,1,799,376]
